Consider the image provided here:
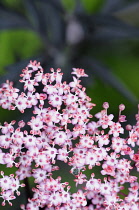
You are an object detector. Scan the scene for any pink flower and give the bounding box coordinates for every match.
[101,164,115,176]
[72,190,87,207]
[48,94,63,108]
[72,68,88,78]
[0,60,139,209]
[28,116,43,131]
[109,122,124,137]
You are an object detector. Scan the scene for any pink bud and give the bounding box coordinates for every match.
[103,102,109,109]
[119,104,125,111]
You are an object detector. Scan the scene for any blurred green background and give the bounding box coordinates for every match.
[1,0,139,209]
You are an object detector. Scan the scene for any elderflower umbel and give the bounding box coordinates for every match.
[0,60,139,209]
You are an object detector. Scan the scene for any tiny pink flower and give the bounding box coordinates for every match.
[72,68,88,78]
[109,122,124,137]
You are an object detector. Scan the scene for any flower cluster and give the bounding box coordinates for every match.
[0,61,139,209]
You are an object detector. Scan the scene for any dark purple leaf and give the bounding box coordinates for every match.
[80,57,138,104]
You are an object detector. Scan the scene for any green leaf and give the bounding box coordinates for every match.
[81,0,105,13]
[0,32,15,74]
[0,30,42,76]
[61,0,75,12]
